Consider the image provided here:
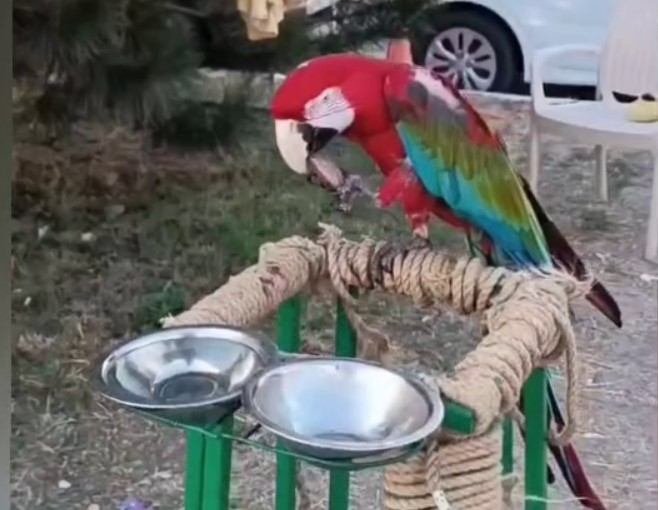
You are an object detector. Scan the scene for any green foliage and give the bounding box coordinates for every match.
[151,88,255,150]
[258,0,439,72]
[315,0,433,52]
[14,0,203,128]
[134,281,188,331]
[187,0,438,73]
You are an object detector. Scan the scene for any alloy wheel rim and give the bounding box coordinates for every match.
[424,27,498,91]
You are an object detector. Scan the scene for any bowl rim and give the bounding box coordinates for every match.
[92,325,279,410]
[242,357,445,454]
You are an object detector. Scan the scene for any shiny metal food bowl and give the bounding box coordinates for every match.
[94,326,278,426]
[243,357,444,467]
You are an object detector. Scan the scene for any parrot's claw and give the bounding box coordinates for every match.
[379,242,402,275]
[409,235,432,251]
[371,236,432,286]
[335,174,373,213]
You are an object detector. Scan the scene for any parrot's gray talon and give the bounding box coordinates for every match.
[410,235,432,251]
[371,236,431,285]
[335,174,373,213]
[371,241,406,285]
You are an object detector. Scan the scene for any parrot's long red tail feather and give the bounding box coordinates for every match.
[520,177,622,328]
[585,281,622,328]
[519,380,608,510]
[548,382,608,510]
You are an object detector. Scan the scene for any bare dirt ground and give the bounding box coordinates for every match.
[11,96,658,510]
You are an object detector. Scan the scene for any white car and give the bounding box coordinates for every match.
[201,0,615,93]
[308,0,616,93]
[406,0,616,92]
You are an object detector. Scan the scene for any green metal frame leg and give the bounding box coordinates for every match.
[185,431,206,510]
[328,299,357,510]
[275,298,304,510]
[202,417,235,510]
[523,369,548,510]
[328,468,351,510]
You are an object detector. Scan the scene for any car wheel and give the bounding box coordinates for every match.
[410,10,520,93]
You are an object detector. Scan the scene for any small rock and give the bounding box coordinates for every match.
[88,504,101,510]
[57,479,71,490]
[37,225,49,241]
[119,497,151,510]
[105,204,126,220]
[81,232,96,243]
[582,432,605,439]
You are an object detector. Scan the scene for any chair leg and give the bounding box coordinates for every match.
[645,152,658,263]
[528,118,541,193]
[594,145,608,201]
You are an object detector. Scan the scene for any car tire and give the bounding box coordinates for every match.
[409,9,521,93]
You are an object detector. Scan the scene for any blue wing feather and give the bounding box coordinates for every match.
[397,124,548,269]
[388,69,553,270]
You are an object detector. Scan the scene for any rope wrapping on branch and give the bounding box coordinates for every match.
[162,224,589,510]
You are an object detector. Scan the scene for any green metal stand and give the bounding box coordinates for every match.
[524,368,549,510]
[176,295,550,510]
[274,297,304,510]
[184,417,234,510]
[328,299,358,510]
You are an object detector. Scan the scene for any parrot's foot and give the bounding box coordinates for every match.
[410,235,432,251]
[335,174,374,213]
[305,155,373,212]
[373,241,404,283]
[372,236,432,285]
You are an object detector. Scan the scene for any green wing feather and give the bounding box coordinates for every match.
[386,69,552,269]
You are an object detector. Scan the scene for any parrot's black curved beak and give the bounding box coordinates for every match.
[297,123,339,155]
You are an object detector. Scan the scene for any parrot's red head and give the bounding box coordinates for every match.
[271,54,395,180]
[271,55,362,178]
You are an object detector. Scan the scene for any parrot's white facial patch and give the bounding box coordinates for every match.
[304,87,355,132]
[274,119,309,175]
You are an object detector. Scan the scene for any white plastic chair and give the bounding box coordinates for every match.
[528,0,658,262]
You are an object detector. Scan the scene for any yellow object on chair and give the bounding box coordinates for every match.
[628,97,658,123]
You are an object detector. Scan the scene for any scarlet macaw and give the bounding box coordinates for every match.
[271,52,619,510]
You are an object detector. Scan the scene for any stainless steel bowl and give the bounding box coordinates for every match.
[243,357,444,467]
[93,326,278,426]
